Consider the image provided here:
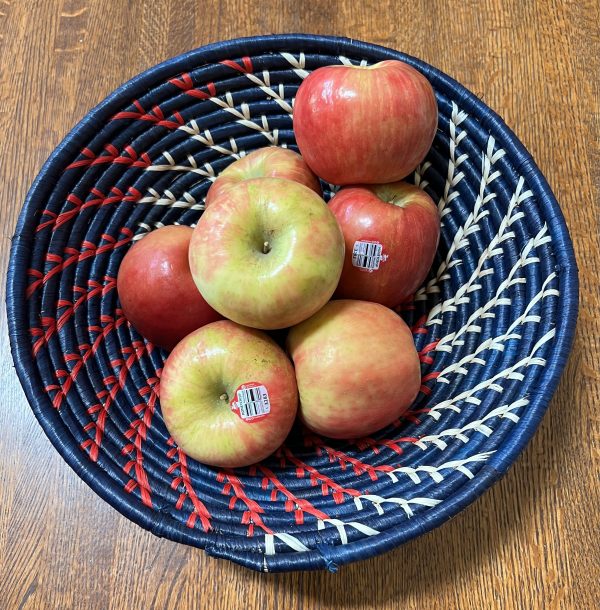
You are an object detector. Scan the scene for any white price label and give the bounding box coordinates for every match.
[234,384,271,421]
[352,240,386,271]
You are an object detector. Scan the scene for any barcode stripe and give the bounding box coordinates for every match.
[352,241,383,270]
[237,385,270,420]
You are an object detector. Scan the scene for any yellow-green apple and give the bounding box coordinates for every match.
[160,320,298,467]
[293,60,438,184]
[329,181,440,307]
[205,146,321,206]
[189,177,345,330]
[117,225,221,351]
[287,300,420,439]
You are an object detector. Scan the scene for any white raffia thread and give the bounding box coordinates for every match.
[427,329,554,421]
[385,452,495,484]
[414,399,530,450]
[137,188,204,210]
[416,136,505,301]
[435,273,559,382]
[439,103,469,218]
[280,52,309,79]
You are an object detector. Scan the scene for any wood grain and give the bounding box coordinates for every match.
[1,1,598,608]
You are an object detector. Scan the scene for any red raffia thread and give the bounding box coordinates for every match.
[411,314,429,335]
[37,187,140,233]
[354,434,423,455]
[419,371,441,396]
[167,439,212,531]
[46,311,127,411]
[250,464,329,526]
[301,433,396,481]
[26,227,133,299]
[217,471,272,536]
[219,56,253,73]
[168,73,217,99]
[395,405,433,426]
[30,276,117,357]
[112,100,185,130]
[65,143,151,170]
[419,340,440,365]
[278,447,361,504]
[80,336,148,461]
[122,375,160,508]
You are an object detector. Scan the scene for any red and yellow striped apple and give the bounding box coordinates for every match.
[287,300,420,439]
[293,60,438,184]
[205,146,321,207]
[329,181,440,307]
[189,177,345,330]
[160,320,298,468]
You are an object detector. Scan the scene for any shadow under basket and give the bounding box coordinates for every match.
[6,34,578,573]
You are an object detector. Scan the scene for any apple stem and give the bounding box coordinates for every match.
[219,393,228,401]
[263,241,271,254]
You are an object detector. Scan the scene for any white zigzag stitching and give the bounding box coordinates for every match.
[439,102,469,218]
[146,151,217,178]
[244,70,293,114]
[416,136,505,300]
[416,398,530,449]
[265,522,379,557]
[133,219,196,240]
[435,273,559,382]
[414,160,432,190]
[385,451,495,483]
[339,56,369,67]
[410,103,468,198]
[205,91,280,144]
[137,188,204,210]
[318,518,380,545]
[426,177,535,319]
[146,93,282,175]
[352,495,441,519]
[430,223,552,330]
[280,52,309,79]
[178,123,244,159]
[427,328,555,421]
[269,496,441,554]
[264,532,310,555]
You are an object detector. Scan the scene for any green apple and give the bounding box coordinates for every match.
[189,177,345,329]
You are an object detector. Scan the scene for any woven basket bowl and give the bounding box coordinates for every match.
[7,34,578,572]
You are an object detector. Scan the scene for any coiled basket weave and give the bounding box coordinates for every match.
[7,34,578,572]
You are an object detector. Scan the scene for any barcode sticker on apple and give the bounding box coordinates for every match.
[231,383,271,422]
[352,240,385,272]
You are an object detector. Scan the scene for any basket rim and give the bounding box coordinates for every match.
[6,33,579,571]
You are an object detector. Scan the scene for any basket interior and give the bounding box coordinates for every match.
[7,35,576,572]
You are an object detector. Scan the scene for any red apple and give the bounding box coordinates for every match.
[205,146,321,206]
[329,181,440,307]
[189,177,345,330]
[117,225,221,351]
[293,60,438,184]
[160,320,298,467]
[287,300,420,439]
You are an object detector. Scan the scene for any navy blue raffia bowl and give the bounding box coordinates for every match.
[7,34,578,572]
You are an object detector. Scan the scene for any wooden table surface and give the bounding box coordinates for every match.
[1,1,598,608]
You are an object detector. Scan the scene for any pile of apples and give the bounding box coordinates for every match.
[117,60,440,467]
